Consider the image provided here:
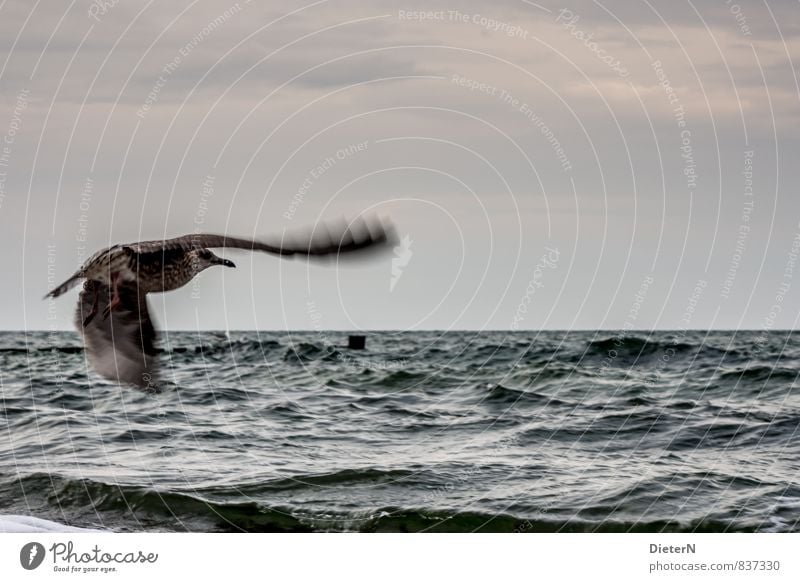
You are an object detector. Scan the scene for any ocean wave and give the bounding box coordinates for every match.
[665,421,777,450]
[587,335,698,357]
[284,342,342,363]
[3,330,800,533]
[517,409,678,444]
[341,510,763,532]
[0,340,287,359]
[376,370,428,389]
[0,471,790,532]
[187,339,282,358]
[716,365,799,383]
[0,346,83,354]
[508,361,582,384]
[6,468,424,502]
[481,383,570,406]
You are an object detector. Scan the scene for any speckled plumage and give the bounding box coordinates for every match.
[55,245,211,297]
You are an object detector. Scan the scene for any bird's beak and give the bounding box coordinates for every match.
[217,258,236,268]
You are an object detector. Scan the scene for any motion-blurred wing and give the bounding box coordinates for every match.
[75,280,158,389]
[129,215,397,259]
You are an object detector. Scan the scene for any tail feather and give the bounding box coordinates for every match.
[45,274,82,299]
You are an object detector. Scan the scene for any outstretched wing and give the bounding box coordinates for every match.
[75,280,158,389]
[128,215,397,259]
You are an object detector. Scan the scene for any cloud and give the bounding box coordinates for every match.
[2,0,798,330]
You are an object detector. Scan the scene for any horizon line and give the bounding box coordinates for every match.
[9,328,800,333]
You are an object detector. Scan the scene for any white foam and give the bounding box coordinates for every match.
[0,515,102,533]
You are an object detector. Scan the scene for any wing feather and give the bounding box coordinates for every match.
[75,280,158,389]
[128,215,396,258]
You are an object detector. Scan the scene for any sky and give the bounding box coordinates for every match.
[0,0,798,331]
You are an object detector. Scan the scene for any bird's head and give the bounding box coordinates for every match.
[191,248,236,273]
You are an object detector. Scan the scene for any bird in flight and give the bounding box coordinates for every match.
[45,216,396,389]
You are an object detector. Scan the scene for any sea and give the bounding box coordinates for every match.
[1,330,798,532]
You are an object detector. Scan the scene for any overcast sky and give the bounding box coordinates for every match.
[1,0,798,331]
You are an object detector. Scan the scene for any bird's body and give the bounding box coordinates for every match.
[80,244,131,285]
[135,250,202,293]
[80,246,211,293]
[50,243,229,299]
[45,216,395,389]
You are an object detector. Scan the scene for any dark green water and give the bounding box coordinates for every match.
[1,330,798,532]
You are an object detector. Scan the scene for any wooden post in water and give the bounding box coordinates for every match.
[348,335,366,350]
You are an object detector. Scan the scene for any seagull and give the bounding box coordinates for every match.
[45,216,396,389]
